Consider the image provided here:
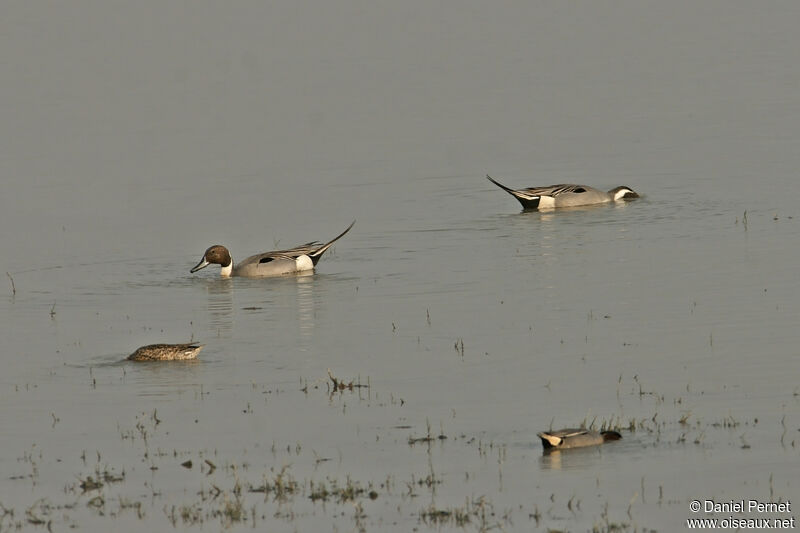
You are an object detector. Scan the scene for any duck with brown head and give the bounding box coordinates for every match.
[190,220,355,278]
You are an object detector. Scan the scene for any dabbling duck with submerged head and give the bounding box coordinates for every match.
[128,343,204,361]
[487,175,639,210]
[537,428,622,451]
[190,221,355,278]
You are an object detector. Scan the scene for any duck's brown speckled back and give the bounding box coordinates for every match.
[127,343,204,361]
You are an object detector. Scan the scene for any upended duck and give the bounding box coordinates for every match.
[487,175,639,210]
[128,343,204,361]
[191,221,355,278]
[537,428,622,450]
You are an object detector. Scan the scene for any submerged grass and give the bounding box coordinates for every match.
[1,372,789,532]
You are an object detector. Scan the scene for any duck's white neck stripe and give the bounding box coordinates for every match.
[220,262,233,277]
[613,188,631,201]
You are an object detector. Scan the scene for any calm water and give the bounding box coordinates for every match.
[2,1,799,531]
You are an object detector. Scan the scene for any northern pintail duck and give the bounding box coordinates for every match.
[128,343,204,361]
[537,428,622,450]
[487,175,639,210]
[191,221,355,278]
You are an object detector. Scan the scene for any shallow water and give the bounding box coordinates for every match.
[1,1,799,531]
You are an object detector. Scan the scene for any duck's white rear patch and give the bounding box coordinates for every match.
[295,255,314,272]
[538,195,556,208]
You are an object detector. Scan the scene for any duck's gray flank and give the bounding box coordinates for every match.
[191,220,355,278]
[487,175,638,210]
[537,428,622,450]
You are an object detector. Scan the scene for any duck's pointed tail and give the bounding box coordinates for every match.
[487,175,541,209]
[486,175,519,195]
[309,220,356,265]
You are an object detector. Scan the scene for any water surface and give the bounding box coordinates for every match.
[1,1,798,531]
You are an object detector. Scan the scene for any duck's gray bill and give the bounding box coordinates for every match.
[190,258,209,273]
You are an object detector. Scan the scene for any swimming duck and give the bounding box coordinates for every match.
[487,175,639,210]
[190,220,355,278]
[537,428,622,450]
[128,343,204,361]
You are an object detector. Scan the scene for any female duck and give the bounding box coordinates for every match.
[487,175,639,210]
[128,343,204,361]
[537,428,622,450]
[191,221,355,278]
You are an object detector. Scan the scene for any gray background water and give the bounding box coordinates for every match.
[1,1,798,531]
